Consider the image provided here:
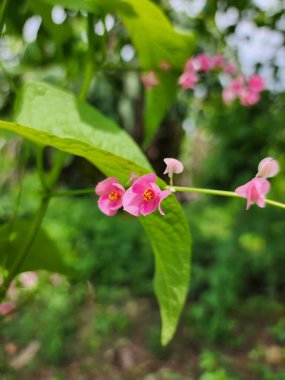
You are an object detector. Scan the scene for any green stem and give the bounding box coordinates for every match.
[167,186,285,210]
[79,14,95,101]
[0,196,50,299]
[0,0,9,35]
[79,60,94,100]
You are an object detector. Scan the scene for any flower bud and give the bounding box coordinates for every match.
[257,157,279,178]
[163,158,184,177]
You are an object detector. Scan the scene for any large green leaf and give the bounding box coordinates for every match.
[0,82,191,344]
[37,0,195,145]
[0,220,69,274]
[116,0,195,146]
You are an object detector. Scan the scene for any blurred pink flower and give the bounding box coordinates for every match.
[248,75,265,93]
[192,53,214,72]
[95,177,125,216]
[222,87,238,104]
[223,62,237,75]
[212,54,225,69]
[141,71,159,90]
[240,89,260,106]
[163,158,184,177]
[0,302,15,316]
[160,61,171,71]
[123,174,171,216]
[178,71,199,89]
[20,272,38,289]
[235,177,270,210]
[257,157,279,178]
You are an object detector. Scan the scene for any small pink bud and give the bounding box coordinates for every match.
[257,157,279,178]
[127,172,140,184]
[163,158,184,177]
[141,71,159,90]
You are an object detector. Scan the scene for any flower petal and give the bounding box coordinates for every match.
[140,199,157,215]
[95,177,119,196]
[132,174,157,193]
[158,190,171,216]
[122,188,142,216]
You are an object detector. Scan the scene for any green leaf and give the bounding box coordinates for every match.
[0,82,191,344]
[39,0,135,15]
[140,193,191,345]
[117,0,195,70]
[116,0,195,146]
[0,220,68,274]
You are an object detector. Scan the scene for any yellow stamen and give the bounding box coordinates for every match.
[143,189,155,201]
[109,191,120,201]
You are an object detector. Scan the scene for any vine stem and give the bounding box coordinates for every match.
[0,196,50,299]
[166,186,285,210]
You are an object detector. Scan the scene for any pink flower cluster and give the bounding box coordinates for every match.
[178,53,236,90]
[95,158,184,216]
[178,53,265,107]
[222,74,265,107]
[235,157,279,210]
[95,174,171,217]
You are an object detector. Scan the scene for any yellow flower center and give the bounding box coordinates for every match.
[143,189,155,201]
[108,191,120,201]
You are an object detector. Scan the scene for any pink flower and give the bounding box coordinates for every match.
[192,53,214,72]
[123,174,171,216]
[141,71,159,90]
[248,75,265,93]
[230,75,245,94]
[223,62,237,75]
[163,158,184,177]
[257,157,279,178]
[222,87,238,104]
[178,71,199,89]
[239,89,260,106]
[0,302,15,316]
[19,272,38,288]
[95,177,125,216]
[235,177,270,210]
[212,54,225,69]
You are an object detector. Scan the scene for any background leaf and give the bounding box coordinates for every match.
[0,220,69,275]
[0,82,191,344]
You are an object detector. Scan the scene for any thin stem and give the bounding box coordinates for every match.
[0,196,50,299]
[167,185,285,210]
[0,0,9,35]
[79,60,94,100]
[79,14,95,101]
[264,199,285,209]
[167,186,241,198]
